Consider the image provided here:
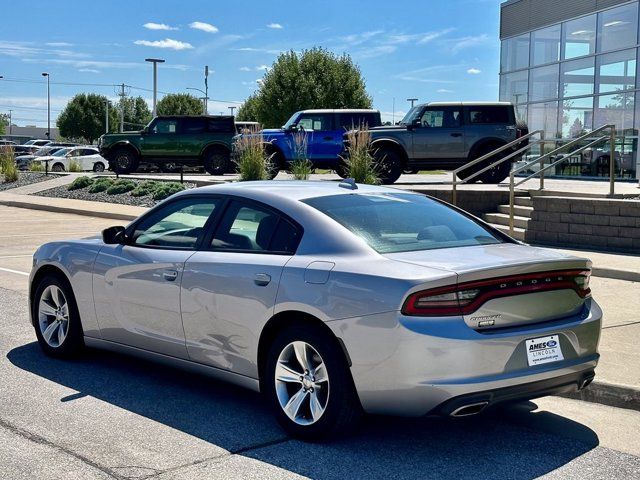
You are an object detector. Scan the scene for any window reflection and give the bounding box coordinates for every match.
[529,64,559,101]
[501,34,530,72]
[499,70,528,105]
[597,3,638,53]
[597,49,636,94]
[563,15,597,59]
[531,25,561,66]
[561,57,595,97]
[561,97,593,138]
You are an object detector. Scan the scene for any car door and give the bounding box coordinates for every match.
[77,148,100,170]
[181,199,301,377]
[92,196,222,358]
[141,117,180,158]
[412,106,465,161]
[296,113,337,162]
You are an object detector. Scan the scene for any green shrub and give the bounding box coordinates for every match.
[0,147,18,183]
[106,180,136,195]
[288,131,312,180]
[290,158,313,180]
[130,180,158,197]
[152,182,185,201]
[29,162,45,172]
[67,176,94,191]
[234,130,271,181]
[68,160,82,172]
[88,178,115,193]
[342,126,379,185]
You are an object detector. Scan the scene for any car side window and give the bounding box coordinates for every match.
[131,198,220,249]
[211,201,300,254]
[151,119,178,134]
[468,106,510,124]
[297,114,331,132]
[420,108,461,128]
[182,117,207,134]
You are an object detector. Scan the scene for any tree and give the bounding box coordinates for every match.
[236,94,261,122]
[57,93,118,143]
[117,96,152,130]
[248,47,372,128]
[0,113,8,136]
[156,93,203,116]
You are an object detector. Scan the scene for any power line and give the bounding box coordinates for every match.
[0,104,63,113]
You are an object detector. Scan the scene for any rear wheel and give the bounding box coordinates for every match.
[265,150,282,180]
[373,147,403,185]
[334,160,349,179]
[110,148,139,174]
[458,143,511,184]
[51,163,65,172]
[92,162,105,173]
[32,275,84,358]
[264,325,361,440]
[203,148,230,176]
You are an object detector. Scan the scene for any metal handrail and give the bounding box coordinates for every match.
[451,130,543,205]
[508,124,616,235]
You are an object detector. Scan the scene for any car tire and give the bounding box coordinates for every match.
[264,325,362,441]
[32,274,84,358]
[111,148,139,174]
[51,163,65,172]
[93,162,105,173]
[403,167,419,174]
[203,148,230,176]
[334,160,349,179]
[373,147,402,185]
[478,156,511,184]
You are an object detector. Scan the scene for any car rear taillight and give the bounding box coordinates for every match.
[402,270,591,317]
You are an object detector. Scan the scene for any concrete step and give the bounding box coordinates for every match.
[488,223,526,241]
[497,204,534,217]
[514,196,533,207]
[484,213,530,229]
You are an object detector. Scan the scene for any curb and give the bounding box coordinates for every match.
[0,199,140,222]
[558,380,640,412]
[591,267,640,283]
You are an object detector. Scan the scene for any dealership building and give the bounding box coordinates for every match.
[499,0,639,179]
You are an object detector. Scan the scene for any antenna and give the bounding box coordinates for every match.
[338,178,358,190]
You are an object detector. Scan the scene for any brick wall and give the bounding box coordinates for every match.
[525,196,640,253]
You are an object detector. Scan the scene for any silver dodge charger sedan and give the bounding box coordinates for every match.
[29,180,601,440]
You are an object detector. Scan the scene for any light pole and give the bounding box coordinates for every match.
[186,87,208,115]
[228,106,236,116]
[42,73,50,139]
[204,65,209,114]
[145,58,165,117]
[8,109,12,134]
[407,98,418,108]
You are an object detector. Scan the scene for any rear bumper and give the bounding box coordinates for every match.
[327,298,602,416]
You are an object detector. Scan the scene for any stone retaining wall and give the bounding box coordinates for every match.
[409,189,519,216]
[525,196,640,253]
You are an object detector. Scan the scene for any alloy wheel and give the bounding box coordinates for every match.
[38,285,69,348]
[275,341,330,426]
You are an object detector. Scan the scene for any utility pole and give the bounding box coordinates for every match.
[204,65,209,114]
[145,58,165,118]
[8,109,12,135]
[392,97,395,124]
[117,83,126,133]
[407,98,418,108]
[41,73,50,138]
[104,101,109,134]
[228,106,236,116]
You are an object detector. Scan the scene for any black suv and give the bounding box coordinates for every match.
[98,115,236,175]
[352,102,527,184]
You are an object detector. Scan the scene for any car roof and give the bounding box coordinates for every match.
[296,109,380,114]
[420,101,513,107]
[180,180,417,203]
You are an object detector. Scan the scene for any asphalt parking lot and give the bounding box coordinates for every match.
[1,205,640,479]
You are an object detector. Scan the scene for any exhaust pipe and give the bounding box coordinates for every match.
[450,401,489,417]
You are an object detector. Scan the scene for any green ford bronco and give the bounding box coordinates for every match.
[98,115,235,175]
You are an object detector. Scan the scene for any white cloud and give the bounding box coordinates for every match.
[437,88,454,93]
[189,21,219,33]
[467,67,481,74]
[233,47,283,55]
[255,64,269,71]
[387,28,455,45]
[143,22,178,31]
[447,34,490,53]
[358,45,397,59]
[22,57,190,70]
[134,38,194,50]
[46,42,73,47]
[394,64,461,84]
[239,66,251,71]
[339,30,384,46]
[78,68,100,73]
[267,23,283,29]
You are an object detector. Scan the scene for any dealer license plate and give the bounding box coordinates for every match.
[525,334,564,367]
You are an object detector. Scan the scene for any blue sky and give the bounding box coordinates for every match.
[0,0,502,127]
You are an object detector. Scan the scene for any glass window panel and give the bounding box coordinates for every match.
[531,25,561,66]
[529,64,559,101]
[501,34,530,72]
[500,70,528,105]
[561,57,595,97]
[528,101,559,138]
[561,96,594,138]
[563,14,597,59]
[595,92,635,134]
[598,3,638,53]
[597,49,636,94]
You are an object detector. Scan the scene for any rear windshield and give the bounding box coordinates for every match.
[304,193,503,253]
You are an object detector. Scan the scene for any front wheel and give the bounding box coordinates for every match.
[51,163,65,172]
[264,326,361,440]
[32,275,84,358]
[93,162,105,173]
[203,148,230,175]
[110,148,139,174]
[373,147,403,185]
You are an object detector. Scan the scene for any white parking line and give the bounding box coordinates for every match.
[0,267,29,276]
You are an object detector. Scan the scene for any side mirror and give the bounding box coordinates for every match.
[102,226,126,245]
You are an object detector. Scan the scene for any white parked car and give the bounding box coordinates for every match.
[34,147,108,172]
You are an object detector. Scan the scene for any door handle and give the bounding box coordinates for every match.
[450,132,463,137]
[323,136,333,141]
[254,273,271,286]
[163,269,178,281]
